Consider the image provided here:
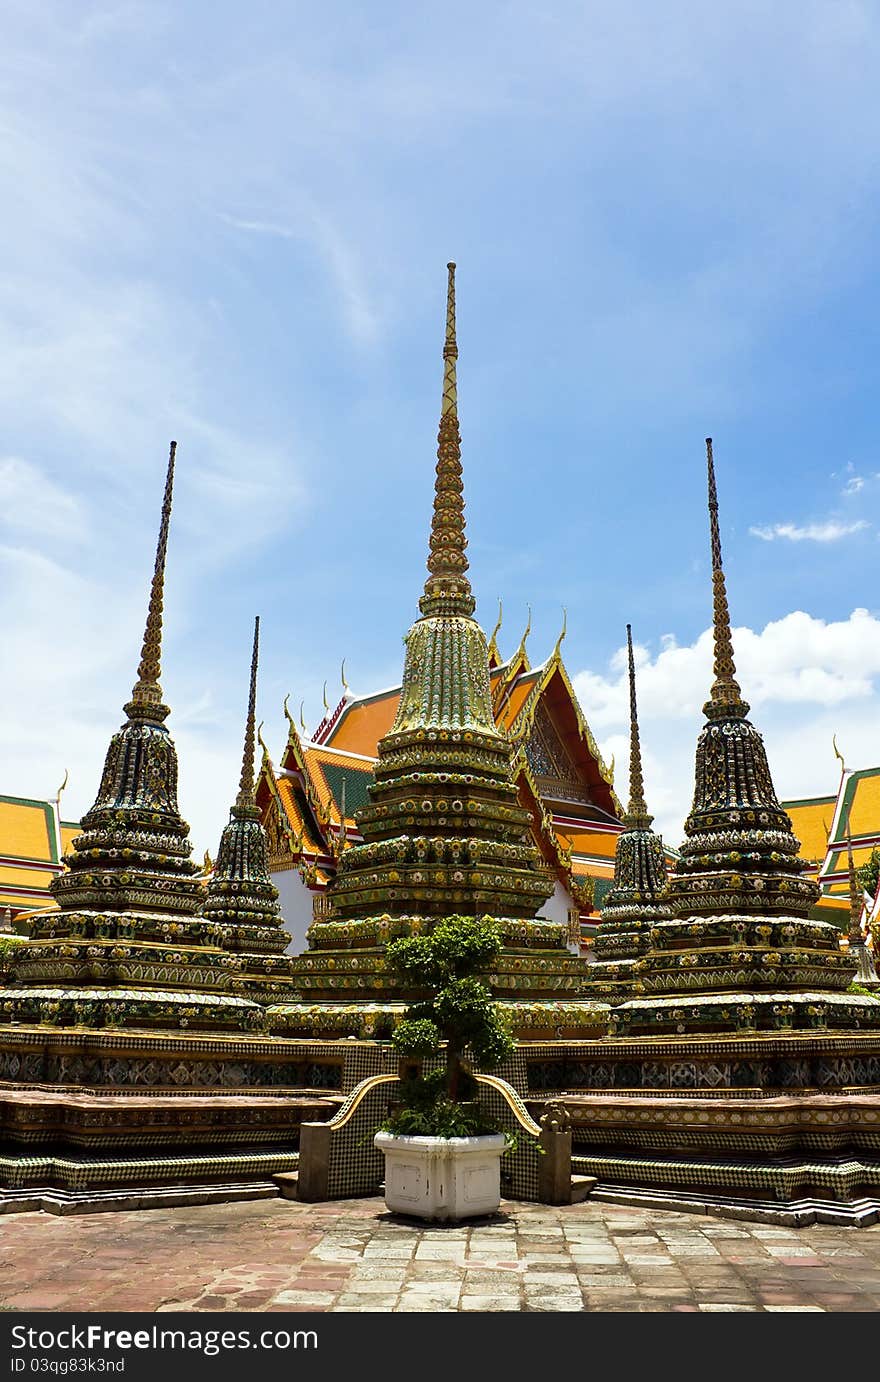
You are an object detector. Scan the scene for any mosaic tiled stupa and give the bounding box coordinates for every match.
[588,624,670,998]
[0,454,341,1208]
[270,266,601,1039]
[3,444,266,1034]
[539,440,880,1226]
[201,617,296,1001]
[605,441,880,1038]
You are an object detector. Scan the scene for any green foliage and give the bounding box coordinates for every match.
[386,915,506,989]
[0,934,24,978]
[383,915,515,1134]
[857,847,880,899]
[390,1017,441,1058]
[382,1070,499,1137]
[848,982,880,1000]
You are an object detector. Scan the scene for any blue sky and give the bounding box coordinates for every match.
[2,1,879,857]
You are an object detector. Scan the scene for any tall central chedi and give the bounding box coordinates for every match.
[273,265,599,1038]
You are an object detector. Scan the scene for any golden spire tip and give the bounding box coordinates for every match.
[127,440,177,721]
[704,437,747,719]
[235,615,260,810]
[420,262,473,616]
[625,624,650,826]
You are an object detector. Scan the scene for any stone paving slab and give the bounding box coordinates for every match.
[0,1198,879,1312]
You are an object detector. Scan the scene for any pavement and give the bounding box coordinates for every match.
[1,1197,880,1312]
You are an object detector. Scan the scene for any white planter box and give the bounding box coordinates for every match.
[374,1131,506,1222]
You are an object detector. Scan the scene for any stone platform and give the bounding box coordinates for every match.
[4,1195,880,1311]
[518,1030,880,1226]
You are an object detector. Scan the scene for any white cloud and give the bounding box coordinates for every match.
[749,520,869,542]
[843,475,865,495]
[574,609,880,847]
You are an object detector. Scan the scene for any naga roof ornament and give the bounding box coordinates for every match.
[487,598,503,661]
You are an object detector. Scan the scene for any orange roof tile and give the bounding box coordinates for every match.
[556,827,619,861]
[302,744,376,830]
[324,690,401,757]
[0,864,57,890]
[498,672,540,731]
[276,776,324,854]
[572,857,615,880]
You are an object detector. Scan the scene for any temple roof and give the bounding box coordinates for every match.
[784,793,837,867]
[0,793,76,916]
[260,632,640,914]
[782,765,880,906]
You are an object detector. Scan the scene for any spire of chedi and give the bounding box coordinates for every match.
[704,438,748,722]
[419,263,475,620]
[623,623,650,829]
[590,626,670,982]
[126,441,176,723]
[50,441,202,919]
[667,439,816,920]
[202,617,287,951]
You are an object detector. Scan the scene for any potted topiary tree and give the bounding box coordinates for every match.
[374,914,516,1221]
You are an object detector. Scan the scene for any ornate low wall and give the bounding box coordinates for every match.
[297,1072,573,1205]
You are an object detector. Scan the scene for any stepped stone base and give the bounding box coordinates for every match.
[522,1031,880,1096]
[0,1147,301,1195]
[584,1182,880,1228]
[0,1023,351,1211]
[521,1027,880,1225]
[0,1181,285,1216]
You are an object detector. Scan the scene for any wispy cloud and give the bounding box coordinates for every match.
[218,214,295,239]
[0,457,86,542]
[220,205,380,346]
[749,520,868,542]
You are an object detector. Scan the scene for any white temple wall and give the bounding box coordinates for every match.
[537,878,573,925]
[271,868,314,955]
[538,877,586,954]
